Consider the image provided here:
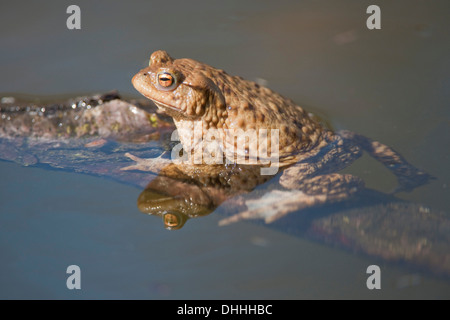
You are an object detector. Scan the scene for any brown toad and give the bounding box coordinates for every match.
[125,50,431,226]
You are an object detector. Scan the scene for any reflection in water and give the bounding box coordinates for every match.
[138,187,211,230]
[136,162,267,230]
[137,176,214,230]
[134,159,450,277]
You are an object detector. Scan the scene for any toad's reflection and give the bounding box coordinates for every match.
[134,161,265,230]
[138,186,213,230]
[137,176,215,230]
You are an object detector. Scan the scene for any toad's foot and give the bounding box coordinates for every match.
[338,130,434,192]
[218,173,364,226]
[121,152,172,173]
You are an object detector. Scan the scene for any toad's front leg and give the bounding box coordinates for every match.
[121,152,172,174]
[218,172,364,226]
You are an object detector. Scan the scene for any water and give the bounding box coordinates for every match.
[1,0,449,299]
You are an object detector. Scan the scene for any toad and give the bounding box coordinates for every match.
[125,50,431,226]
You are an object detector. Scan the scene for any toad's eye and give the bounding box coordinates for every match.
[157,72,177,90]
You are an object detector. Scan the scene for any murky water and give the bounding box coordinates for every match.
[1,0,449,299]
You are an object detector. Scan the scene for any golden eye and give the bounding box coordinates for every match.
[164,213,179,227]
[158,72,175,88]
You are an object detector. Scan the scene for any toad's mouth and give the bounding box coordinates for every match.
[150,98,199,120]
[151,99,180,112]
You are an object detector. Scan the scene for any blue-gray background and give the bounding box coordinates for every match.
[0,0,449,298]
